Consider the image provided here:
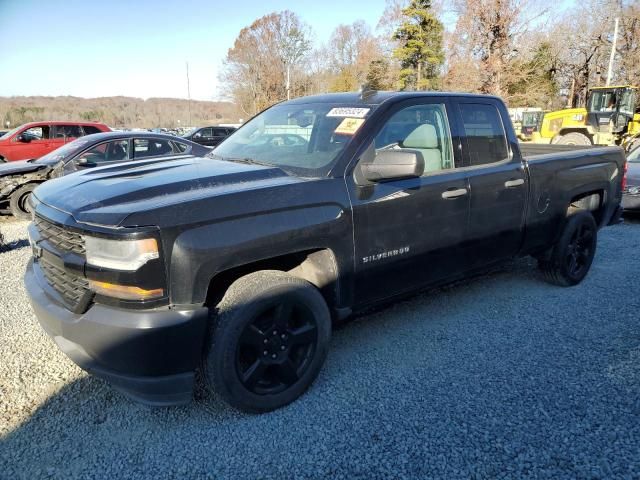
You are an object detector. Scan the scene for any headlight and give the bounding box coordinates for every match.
[84,236,159,271]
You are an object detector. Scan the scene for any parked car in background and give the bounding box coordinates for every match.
[25,91,624,413]
[622,146,640,212]
[0,131,209,219]
[0,121,111,163]
[182,126,236,147]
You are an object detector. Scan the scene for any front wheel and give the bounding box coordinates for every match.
[200,270,331,413]
[538,211,597,286]
[10,183,37,220]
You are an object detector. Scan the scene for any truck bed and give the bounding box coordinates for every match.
[519,142,594,158]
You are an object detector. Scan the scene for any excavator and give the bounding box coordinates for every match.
[529,85,640,151]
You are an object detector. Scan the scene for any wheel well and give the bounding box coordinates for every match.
[205,248,340,313]
[568,190,604,224]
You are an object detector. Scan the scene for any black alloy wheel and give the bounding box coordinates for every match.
[538,211,598,286]
[565,222,595,278]
[201,270,331,413]
[236,300,318,395]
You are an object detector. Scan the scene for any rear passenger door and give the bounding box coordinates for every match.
[350,98,471,305]
[212,128,229,146]
[455,100,527,266]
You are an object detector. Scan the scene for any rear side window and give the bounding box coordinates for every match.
[55,125,83,138]
[82,126,102,135]
[460,103,509,166]
[134,138,174,158]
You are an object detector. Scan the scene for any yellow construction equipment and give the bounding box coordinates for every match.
[529,85,640,151]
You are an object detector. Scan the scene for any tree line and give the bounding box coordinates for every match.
[220,0,640,115]
[0,96,241,130]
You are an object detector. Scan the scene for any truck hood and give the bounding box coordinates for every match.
[34,156,305,227]
[0,159,45,176]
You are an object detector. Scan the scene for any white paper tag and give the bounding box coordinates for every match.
[326,107,370,118]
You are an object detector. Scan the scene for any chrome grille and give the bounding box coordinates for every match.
[34,216,85,255]
[40,260,90,309]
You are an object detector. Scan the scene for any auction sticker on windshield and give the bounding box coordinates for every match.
[327,107,370,118]
[335,118,365,135]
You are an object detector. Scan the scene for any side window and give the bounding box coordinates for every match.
[213,128,227,136]
[22,126,50,140]
[82,126,102,135]
[374,103,454,174]
[77,140,129,165]
[459,103,509,166]
[134,138,173,158]
[172,141,188,153]
[198,128,213,138]
[55,125,83,138]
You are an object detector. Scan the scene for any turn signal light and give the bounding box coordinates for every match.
[89,280,164,301]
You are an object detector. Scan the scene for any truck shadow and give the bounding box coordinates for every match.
[1,260,543,479]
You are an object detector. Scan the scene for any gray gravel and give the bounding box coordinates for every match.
[1,217,640,479]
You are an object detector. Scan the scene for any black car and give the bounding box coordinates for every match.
[182,126,236,148]
[0,131,209,219]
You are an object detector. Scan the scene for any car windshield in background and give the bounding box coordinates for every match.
[0,126,21,140]
[211,103,372,175]
[34,138,92,165]
[628,147,640,163]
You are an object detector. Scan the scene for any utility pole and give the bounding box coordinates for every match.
[186,61,192,126]
[606,17,619,86]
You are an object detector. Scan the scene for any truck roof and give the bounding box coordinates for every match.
[284,90,503,106]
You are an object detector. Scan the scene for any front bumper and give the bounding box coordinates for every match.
[25,259,209,406]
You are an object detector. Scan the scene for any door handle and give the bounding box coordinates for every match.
[441,188,468,199]
[504,179,525,188]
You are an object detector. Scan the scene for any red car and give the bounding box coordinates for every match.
[0,121,111,162]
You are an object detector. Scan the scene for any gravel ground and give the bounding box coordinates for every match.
[1,217,639,479]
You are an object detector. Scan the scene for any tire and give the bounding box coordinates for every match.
[538,211,597,287]
[554,132,592,146]
[200,270,331,413]
[9,183,37,220]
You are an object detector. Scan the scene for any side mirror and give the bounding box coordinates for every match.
[17,134,31,143]
[359,149,425,183]
[194,132,202,139]
[77,157,97,168]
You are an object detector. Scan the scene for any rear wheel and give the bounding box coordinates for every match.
[200,270,331,413]
[538,211,597,286]
[9,184,37,220]
[554,132,592,146]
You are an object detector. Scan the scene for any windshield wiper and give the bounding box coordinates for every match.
[220,156,273,167]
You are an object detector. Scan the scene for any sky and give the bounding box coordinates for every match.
[0,0,578,101]
[0,0,391,101]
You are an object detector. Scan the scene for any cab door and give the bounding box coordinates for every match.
[14,125,52,160]
[348,99,471,306]
[454,100,527,267]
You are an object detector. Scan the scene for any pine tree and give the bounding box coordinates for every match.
[392,0,444,91]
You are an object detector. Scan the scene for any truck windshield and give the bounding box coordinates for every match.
[211,103,372,176]
[588,90,619,112]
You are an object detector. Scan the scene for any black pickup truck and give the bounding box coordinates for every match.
[25,92,626,413]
